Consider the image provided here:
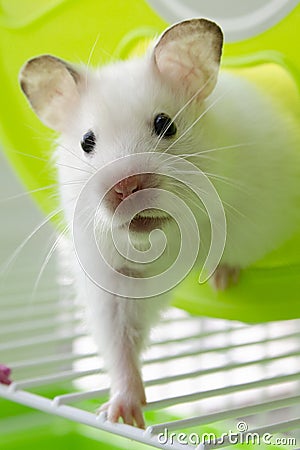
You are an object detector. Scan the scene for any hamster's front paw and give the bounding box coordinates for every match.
[210,264,240,291]
[98,390,146,429]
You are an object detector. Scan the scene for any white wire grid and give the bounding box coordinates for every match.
[0,152,299,449]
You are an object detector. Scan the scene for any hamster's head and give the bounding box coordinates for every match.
[20,19,223,231]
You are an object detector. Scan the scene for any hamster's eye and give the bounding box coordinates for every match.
[81,130,96,154]
[154,113,177,138]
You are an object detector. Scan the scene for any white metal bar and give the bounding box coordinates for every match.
[52,371,300,408]
[6,318,300,369]
[0,385,192,450]
[5,324,299,371]
[53,388,110,406]
[7,327,298,372]
[150,323,264,347]
[0,286,59,302]
[0,330,85,352]
[10,366,105,390]
[148,395,300,434]
[39,364,300,411]
[145,331,300,365]
[10,346,300,391]
[0,316,80,336]
[0,302,77,321]
[144,349,300,387]
[144,372,300,411]
[160,316,203,324]
[9,351,96,370]
[151,330,231,346]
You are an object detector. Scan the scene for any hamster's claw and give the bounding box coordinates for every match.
[210,264,240,291]
[98,393,146,429]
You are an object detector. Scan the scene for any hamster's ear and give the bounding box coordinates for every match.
[153,19,223,99]
[19,55,82,132]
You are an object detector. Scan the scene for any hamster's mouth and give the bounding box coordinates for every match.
[128,214,171,232]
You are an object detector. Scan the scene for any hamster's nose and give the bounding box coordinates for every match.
[113,175,140,201]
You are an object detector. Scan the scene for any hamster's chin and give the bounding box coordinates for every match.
[102,208,172,232]
[128,214,171,233]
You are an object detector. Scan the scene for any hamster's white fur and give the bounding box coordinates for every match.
[20,19,300,427]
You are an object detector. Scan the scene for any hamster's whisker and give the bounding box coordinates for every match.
[5,144,58,173]
[0,184,58,203]
[84,211,95,235]
[174,184,227,237]
[179,191,207,217]
[23,123,55,139]
[81,200,97,230]
[76,205,96,234]
[184,154,219,163]
[31,222,72,302]
[166,180,206,216]
[164,88,232,155]
[0,181,84,204]
[85,33,101,89]
[8,143,96,175]
[58,143,97,172]
[175,142,256,160]
[152,73,216,152]
[221,199,247,220]
[5,148,48,162]
[56,162,94,175]
[97,220,109,247]
[155,152,218,169]
[193,142,256,156]
[203,172,249,194]
[0,207,64,278]
[184,169,252,220]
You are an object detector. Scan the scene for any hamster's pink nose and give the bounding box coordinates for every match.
[114,175,140,201]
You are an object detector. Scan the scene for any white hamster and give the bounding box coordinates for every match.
[19,19,300,427]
